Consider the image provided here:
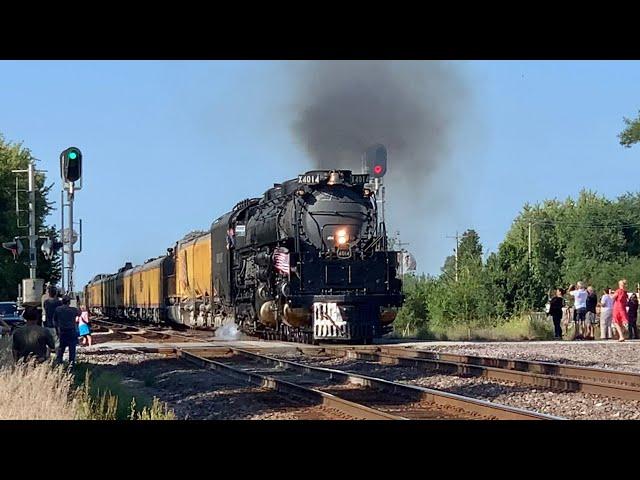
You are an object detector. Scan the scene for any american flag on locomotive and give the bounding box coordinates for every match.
[273,247,290,275]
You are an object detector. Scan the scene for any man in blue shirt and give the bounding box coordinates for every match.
[53,296,79,366]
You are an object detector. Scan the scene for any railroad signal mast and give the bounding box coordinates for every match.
[3,160,53,306]
[59,147,84,300]
[362,144,388,242]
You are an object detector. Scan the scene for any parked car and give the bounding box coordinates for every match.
[0,301,25,332]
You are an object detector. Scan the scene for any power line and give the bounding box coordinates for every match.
[530,220,640,228]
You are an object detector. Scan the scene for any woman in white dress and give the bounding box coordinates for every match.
[600,288,614,340]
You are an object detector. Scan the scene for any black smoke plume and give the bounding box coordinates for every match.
[291,61,466,173]
[289,61,469,271]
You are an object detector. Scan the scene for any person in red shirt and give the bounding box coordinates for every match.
[612,279,628,342]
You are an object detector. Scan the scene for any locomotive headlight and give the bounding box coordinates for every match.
[336,229,349,246]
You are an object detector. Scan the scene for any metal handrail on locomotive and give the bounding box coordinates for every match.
[84,169,404,343]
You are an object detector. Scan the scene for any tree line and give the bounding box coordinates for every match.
[396,190,640,334]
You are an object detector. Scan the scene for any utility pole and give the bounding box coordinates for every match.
[528,221,532,272]
[394,231,411,287]
[446,231,459,282]
[27,161,37,280]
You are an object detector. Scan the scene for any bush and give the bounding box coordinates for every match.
[396,313,555,342]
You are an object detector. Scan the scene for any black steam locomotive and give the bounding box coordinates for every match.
[225,169,404,343]
[85,168,404,343]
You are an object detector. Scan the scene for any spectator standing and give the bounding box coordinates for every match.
[11,306,55,363]
[568,282,588,340]
[585,286,597,340]
[40,282,49,326]
[53,296,80,365]
[600,288,614,340]
[0,318,11,337]
[549,288,565,339]
[628,293,639,340]
[76,305,92,347]
[562,302,572,335]
[43,286,62,349]
[612,279,629,342]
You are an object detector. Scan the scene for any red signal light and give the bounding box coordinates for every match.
[364,144,387,178]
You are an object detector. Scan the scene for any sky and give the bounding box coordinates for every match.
[0,60,639,289]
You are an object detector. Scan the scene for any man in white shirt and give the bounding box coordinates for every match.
[568,281,588,340]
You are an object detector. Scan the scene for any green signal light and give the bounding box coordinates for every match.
[68,151,77,160]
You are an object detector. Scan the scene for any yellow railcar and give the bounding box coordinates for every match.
[87,258,172,323]
[158,231,214,326]
[174,232,212,300]
[84,275,107,315]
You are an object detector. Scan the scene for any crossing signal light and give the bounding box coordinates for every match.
[60,147,82,183]
[2,240,24,261]
[41,239,64,260]
[364,144,387,178]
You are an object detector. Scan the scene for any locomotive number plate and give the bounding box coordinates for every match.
[298,174,321,185]
[351,174,369,184]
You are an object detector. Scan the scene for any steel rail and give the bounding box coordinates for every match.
[367,347,640,400]
[175,348,405,420]
[223,348,562,420]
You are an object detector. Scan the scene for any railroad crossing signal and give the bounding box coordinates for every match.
[60,147,82,183]
[41,238,64,260]
[364,144,387,178]
[2,239,24,261]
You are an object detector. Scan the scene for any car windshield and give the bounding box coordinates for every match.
[0,304,18,316]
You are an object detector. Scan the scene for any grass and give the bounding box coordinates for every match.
[0,336,77,419]
[72,363,175,420]
[0,336,174,420]
[393,314,556,342]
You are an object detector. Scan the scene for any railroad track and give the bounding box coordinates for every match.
[176,347,562,420]
[90,317,232,343]
[312,346,640,402]
[91,318,183,343]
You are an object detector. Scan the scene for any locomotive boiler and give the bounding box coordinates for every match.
[85,168,404,343]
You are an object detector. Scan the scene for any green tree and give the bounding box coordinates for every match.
[619,111,640,148]
[458,229,482,271]
[441,229,482,281]
[396,189,640,336]
[0,135,61,300]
